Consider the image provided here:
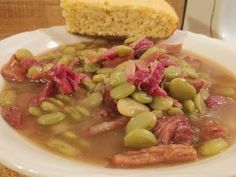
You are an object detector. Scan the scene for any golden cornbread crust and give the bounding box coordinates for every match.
[60,0,179,39]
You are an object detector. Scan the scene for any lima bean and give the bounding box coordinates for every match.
[117,98,150,117]
[76,106,90,117]
[28,106,42,116]
[56,94,71,102]
[131,91,153,104]
[64,106,82,121]
[83,62,100,73]
[0,90,16,106]
[150,96,173,111]
[169,78,197,101]
[63,131,90,149]
[47,138,78,156]
[114,45,133,57]
[96,68,113,74]
[139,47,160,60]
[94,83,105,92]
[27,66,42,76]
[168,107,184,116]
[48,98,64,107]
[199,138,228,156]
[164,66,182,79]
[124,129,158,148]
[109,70,127,87]
[41,101,58,112]
[152,110,163,118]
[82,77,96,91]
[58,55,74,65]
[183,100,196,114]
[81,92,103,108]
[15,48,33,60]
[37,112,65,125]
[194,94,206,114]
[50,122,69,134]
[124,36,138,44]
[110,83,135,99]
[92,74,108,83]
[182,67,199,79]
[43,63,54,72]
[126,111,157,133]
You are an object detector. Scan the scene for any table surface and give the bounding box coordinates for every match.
[0,0,185,176]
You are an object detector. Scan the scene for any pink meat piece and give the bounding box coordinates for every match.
[31,64,85,95]
[47,64,85,94]
[100,49,118,61]
[130,60,175,96]
[206,95,233,109]
[130,37,154,58]
[109,144,197,168]
[159,43,182,54]
[197,119,229,141]
[153,116,195,145]
[1,55,27,82]
[30,81,54,105]
[20,59,42,70]
[1,105,23,129]
[85,116,129,136]
[102,56,130,67]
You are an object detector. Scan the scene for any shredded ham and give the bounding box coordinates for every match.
[29,81,54,106]
[20,59,42,70]
[85,116,129,136]
[1,55,27,82]
[32,64,85,94]
[130,37,154,58]
[109,144,197,168]
[153,116,195,145]
[130,59,175,96]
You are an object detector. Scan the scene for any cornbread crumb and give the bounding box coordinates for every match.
[61,0,179,39]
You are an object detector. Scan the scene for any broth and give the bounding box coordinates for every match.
[1,37,236,168]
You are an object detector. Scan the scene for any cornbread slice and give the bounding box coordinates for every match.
[61,0,179,39]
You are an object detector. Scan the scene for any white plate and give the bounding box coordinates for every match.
[0,26,236,177]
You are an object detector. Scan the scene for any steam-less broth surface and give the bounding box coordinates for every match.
[0,37,235,168]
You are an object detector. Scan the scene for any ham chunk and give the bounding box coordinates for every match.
[1,55,27,82]
[130,37,154,58]
[153,116,194,145]
[109,144,197,168]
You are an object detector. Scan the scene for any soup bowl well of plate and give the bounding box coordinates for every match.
[0,26,236,177]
